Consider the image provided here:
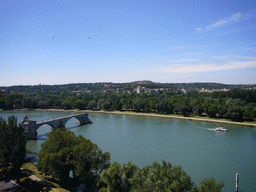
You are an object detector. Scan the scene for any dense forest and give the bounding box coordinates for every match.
[1,82,256,122]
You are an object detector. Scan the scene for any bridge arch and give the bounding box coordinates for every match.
[36,122,55,130]
[36,120,66,130]
[64,116,84,127]
[36,123,53,137]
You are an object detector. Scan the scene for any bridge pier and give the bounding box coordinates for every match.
[75,113,91,125]
[22,116,38,140]
[22,113,92,140]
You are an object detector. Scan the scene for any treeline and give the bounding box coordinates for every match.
[1,82,254,95]
[0,83,134,94]
[1,88,256,122]
[98,162,224,192]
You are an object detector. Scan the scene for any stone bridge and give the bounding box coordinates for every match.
[22,113,92,140]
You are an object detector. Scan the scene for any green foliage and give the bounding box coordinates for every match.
[88,100,97,110]
[0,116,27,181]
[37,128,110,190]
[0,97,6,109]
[100,162,138,192]
[130,161,195,192]
[100,161,197,192]
[121,162,138,192]
[205,103,218,118]
[99,161,225,192]
[197,177,225,192]
[225,105,244,121]
[101,162,123,192]
[75,100,86,110]
[61,100,73,109]
[37,100,49,109]
[1,83,256,122]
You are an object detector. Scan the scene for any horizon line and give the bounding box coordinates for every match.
[1,81,256,88]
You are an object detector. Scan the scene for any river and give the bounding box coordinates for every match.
[1,110,256,192]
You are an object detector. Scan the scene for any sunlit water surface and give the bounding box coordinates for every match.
[1,110,255,192]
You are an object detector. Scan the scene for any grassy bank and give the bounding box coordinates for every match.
[20,162,69,192]
[87,110,256,127]
[31,108,256,127]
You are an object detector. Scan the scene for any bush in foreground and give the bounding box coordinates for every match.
[37,128,110,191]
[99,161,225,192]
[0,116,27,182]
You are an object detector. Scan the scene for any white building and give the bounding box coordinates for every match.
[136,86,142,94]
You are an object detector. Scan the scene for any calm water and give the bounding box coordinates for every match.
[1,110,256,192]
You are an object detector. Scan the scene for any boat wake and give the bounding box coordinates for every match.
[207,127,228,132]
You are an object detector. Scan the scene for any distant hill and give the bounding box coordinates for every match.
[129,81,256,90]
[0,81,255,95]
[130,80,156,84]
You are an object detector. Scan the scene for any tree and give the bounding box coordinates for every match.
[37,100,49,109]
[243,103,256,120]
[88,100,97,110]
[61,100,73,110]
[22,97,32,108]
[174,98,192,116]
[75,100,86,110]
[97,99,105,110]
[194,104,204,116]
[130,161,195,192]
[114,98,123,111]
[100,161,225,192]
[0,116,27,182]
[0,97,6,109]
[218,104,227,118]
[121,162,138,192]
[37,128,110,191]
[205,103,218,118]
[99,162,138,192]
[133,97,145,112]
[156,99,167,114]
[122,97,133,111]
[225,105,244,121]
[147,97,159,113]
[102,101,111,111]
[100,162,123,192]
[197,177,225,192]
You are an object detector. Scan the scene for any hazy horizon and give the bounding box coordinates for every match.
[1,0,256,86]
[1,80,256,88]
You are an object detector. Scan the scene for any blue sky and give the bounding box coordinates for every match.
[1,0,256,86]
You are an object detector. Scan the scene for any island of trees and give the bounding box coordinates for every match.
[0,116,225,191]
[1,81,256,122]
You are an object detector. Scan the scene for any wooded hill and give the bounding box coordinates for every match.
[1,82,255,95]
[0,82,256,122]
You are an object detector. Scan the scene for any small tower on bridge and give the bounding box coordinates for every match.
[22,116,37,140]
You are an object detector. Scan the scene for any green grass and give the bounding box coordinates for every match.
[21,162,69,192]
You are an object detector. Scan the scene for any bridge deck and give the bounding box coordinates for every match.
[37,113,85,124]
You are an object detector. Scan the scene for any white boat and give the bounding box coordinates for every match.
[215,126,227,132]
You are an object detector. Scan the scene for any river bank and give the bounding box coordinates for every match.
[26,108,256,127]
[21,162,68,191]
